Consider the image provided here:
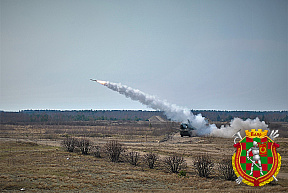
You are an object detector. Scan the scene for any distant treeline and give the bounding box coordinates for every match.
[0,110,165,125]
[0,110,287,125]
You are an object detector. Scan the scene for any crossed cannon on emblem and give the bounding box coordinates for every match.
[233,129,280,185]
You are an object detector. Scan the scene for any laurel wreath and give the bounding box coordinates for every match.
[232,153,281,186]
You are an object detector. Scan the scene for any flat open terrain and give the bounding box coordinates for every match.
[0,121,287,192]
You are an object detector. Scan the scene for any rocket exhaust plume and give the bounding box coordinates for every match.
[93,79,216,136]
[92,79,269,137]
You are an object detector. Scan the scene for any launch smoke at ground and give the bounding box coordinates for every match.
[93,80,269,137]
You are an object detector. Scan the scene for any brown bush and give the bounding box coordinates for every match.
[143,152,158,169]
[104,140,126,162]
[194,154,214,177]
[218,158,237,181]
[91,145,102,158]
[77,138,92,155]
[61,136,78,152]
[163,155,186,173]
[125,151,140,166]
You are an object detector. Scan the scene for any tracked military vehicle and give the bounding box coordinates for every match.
[180,120,196,137]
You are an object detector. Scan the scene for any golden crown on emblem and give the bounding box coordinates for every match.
[245,129,268,138]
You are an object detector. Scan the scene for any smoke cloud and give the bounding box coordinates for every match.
[95,80,269,138]
[211,117,269,138]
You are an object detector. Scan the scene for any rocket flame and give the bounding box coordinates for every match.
[96,80,108,85]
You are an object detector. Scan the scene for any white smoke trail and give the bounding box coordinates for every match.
[95,80,269,138]
[96,80,217,135]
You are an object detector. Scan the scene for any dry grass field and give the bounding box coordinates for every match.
[0,121,287,192]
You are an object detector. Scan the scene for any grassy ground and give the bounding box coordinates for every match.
[0,122,287,192]
[1,140,287,192]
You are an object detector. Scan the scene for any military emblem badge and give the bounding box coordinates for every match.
[232,129,281,186]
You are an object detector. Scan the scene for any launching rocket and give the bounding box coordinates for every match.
[90,79,107,85]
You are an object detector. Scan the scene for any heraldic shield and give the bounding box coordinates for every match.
[232,129,281,186]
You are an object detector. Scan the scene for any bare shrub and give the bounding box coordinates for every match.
[77,138,92,155]
[143,152,158,169]
[61,136,78,152]
[163,155,187,173]
[218,158,237,181]
[91,145,102,158]
[194,154,214,177]
[125,151,140,166]
[104,140,126,162]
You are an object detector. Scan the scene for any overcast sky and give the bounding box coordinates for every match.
[1,0,287,111]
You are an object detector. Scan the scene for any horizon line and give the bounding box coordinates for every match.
[1,109,288,113]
